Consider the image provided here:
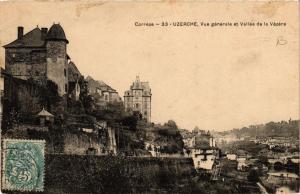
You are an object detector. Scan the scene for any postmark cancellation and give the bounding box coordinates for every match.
[2,139,45,192]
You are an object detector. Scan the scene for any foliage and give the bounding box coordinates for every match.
[67,97,85,115]
[121,115,138,131]
[224,140,267,157]
[274,162,284,171]
[286,159,300,175]
[257,155,269,166]
[271,146,286,153]
[153,120,184,154]
[156,120,180,137]
[2,77,62,131]
[165,120,178,129]
[45,155,131,194]
[219,120,299,138]
[247,169,259,183]
[158,166,177,188]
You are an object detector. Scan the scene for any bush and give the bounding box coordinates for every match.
[247,169,259,183]
[274,162,284,171]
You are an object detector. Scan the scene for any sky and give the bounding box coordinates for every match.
[0,1,299,131]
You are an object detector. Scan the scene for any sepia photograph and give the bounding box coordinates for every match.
[0,1,299,194]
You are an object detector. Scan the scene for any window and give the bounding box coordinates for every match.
[144,111,147,115]
[65,84,68,92]
[64,69,67,77]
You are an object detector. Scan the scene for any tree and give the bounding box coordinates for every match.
[193,126,200,133]
[121,115,138,131]
[286,159,299,174]
[258,155,269,166]
[165,120,178,129]
[274,162,284,171]
[272,146,285,153]
[186,149,191,155]
[247,169,259,183]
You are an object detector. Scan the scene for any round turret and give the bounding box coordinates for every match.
[46,23,69,43]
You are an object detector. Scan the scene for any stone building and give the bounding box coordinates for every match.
[124,76,152,122]
[189,131,219,171]
[67,61,84,101]
[86,76,121,107]
[3,24,72,96]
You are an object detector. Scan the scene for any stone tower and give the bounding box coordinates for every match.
[45,24,69,96]
[3,23,70,96]
[124,76,152,122]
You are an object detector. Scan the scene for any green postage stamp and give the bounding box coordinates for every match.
[2,139,45,192]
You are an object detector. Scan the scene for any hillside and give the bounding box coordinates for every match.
[218,120,299,138]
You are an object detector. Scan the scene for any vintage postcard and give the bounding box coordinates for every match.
[0,1,299,194]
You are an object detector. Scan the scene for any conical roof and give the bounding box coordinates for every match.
[37,108,54,117]
[46,23,68,43]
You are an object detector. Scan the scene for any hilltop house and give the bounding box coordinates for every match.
[190,131,219,171]
[265,137,293,148]
[124,76,152,122]
[226,153,237,161]
[86,76,121,108]
[4,24,71,96]
[183,136,196,149]
[3,24,85,102]
[236,150,248,171]
[67,61,84,101]
[266,172,299,185]
[2,24,118,157]
[145,141,161,157]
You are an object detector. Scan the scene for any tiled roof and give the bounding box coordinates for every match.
[141,82,150,91]
[130,76,151,94]
[68,61,82,82]
[194,134,213,149]
[236,150,247,156]
[4,28,45,48]
[4,23,68,48]
[46,24,68,43]
[86,76,118,93]
[37,108,54,117]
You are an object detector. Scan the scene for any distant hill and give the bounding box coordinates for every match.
[218,120,299,138]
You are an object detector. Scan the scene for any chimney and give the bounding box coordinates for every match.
[18,26,24,39]
[41,28,48,40]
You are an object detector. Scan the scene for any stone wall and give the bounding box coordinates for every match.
[63,132,105,155]
[143,95,151,122]
[14,124,48,132]
[5,48,47,83]
[46,41,68,96]
[124,91,151,122]
[3,155,196,194]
